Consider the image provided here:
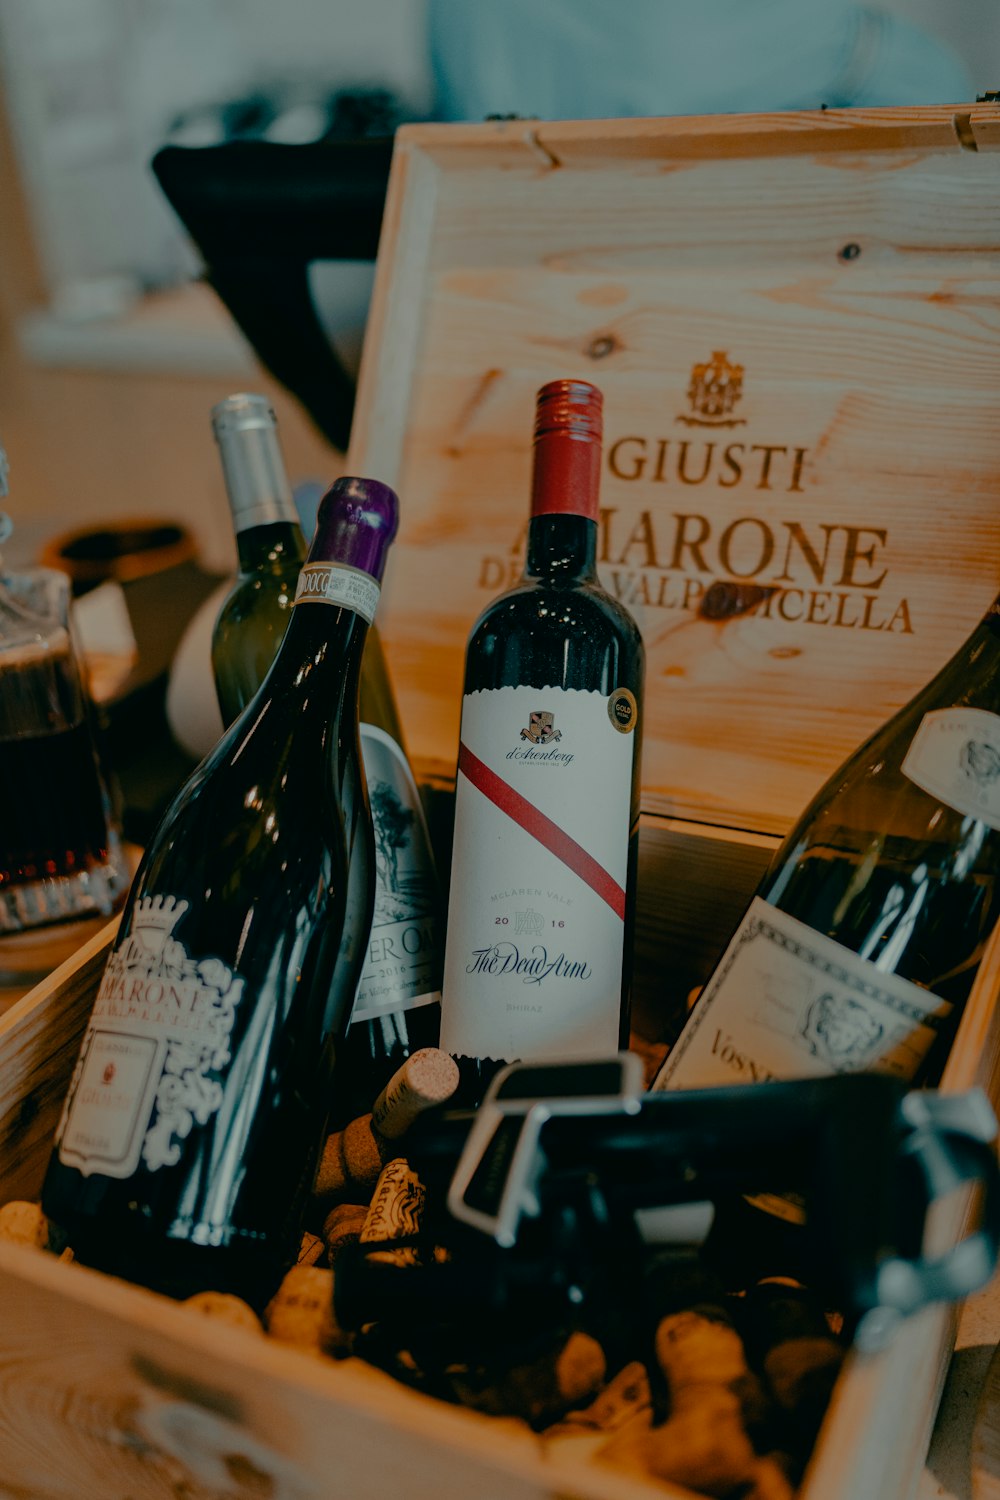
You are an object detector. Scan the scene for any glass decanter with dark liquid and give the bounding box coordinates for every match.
[0,450,128,943]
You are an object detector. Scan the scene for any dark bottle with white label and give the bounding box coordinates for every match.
[332,648,444,1124]
[42,477,397,1307]
[440,379,644,1100]
[208,397,442,1119]
[656,592,1000,1097]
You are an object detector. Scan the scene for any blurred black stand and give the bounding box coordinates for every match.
[152,89,411,452]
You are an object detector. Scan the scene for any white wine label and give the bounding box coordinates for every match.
[441,684,636,1063]
[293,562,380,623]
[350,723,441,1024]
[56,896,244,1179]
[653,897,952,1091]
[902,707,1000,832]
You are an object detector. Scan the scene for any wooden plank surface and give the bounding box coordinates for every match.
[0,1240,691,1500]
[0,920,116,1205]
[354,115,1000,837]
[396,107,970,166]
[632,814,775,1047]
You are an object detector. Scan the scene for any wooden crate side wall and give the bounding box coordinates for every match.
[801,912,1000,1500]
[0,922,116,1204]
[0,1240,690,1500]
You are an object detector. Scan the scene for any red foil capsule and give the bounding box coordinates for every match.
[531,379,603,521]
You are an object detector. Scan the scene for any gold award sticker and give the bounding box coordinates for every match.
[608,687,638,734]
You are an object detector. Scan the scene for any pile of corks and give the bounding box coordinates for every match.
[0,1047,848,1500]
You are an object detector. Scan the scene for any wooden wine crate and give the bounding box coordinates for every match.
[0,905,998,1500]
[349,100,1000,1045]
[1,103,999,1500]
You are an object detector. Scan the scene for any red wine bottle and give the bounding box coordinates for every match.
[440,380,644,1098]
[42,477,398,1307]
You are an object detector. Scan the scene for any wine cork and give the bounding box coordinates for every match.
[342,1114,392,1188]
[361,1158,425,1266]
[312,1114,392,1203]
[371,1048,460,1139]
[322,1203,368,1262]
[745,1453,798,1500]
[0,1200,50,1250]
[182,1292,264,1335]
[648,1284,773,1439]
[312,1131,350,1199]
[297,1231,326,1267]
[646,1312,763,1495]
[452,1331,606,1427]
[552,1332,607,1411]
[546,1361,652,1438]
[264,1265,352,1357]
[644,1387,758,1496]
[655,1311,753,1393]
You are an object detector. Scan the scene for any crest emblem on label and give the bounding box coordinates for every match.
[902,708,1000,832]
[678,350,746,428]
[57,894,245,1179]
[800,991,885,1069]
[521,711,562,745]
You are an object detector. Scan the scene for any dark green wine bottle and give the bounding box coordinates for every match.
[209,396,443,1121]
[41,477,398,1308]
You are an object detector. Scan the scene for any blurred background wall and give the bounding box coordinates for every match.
[0,0,997,577]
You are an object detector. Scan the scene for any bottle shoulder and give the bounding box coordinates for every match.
[139,690,349,883]
[213,570,298,633]
[463,576,644,698]
[469,574,643,647]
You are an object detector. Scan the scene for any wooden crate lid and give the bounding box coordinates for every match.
[349,104,1000,837]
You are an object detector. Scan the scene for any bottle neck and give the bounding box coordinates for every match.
[217,420,300,536]
[922,589,1000,707]
[526,419,601,584]
[235,519,307,575]
[267,591,371,723]
[524,513,599,584]
[268,475,396,707]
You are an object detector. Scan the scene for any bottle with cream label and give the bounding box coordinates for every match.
[440,379,644,1099]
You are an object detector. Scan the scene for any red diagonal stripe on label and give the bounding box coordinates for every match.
[458,742,626,919]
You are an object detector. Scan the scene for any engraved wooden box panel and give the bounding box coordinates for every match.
[351,104,1000,840]
[348,101,1000,1044]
